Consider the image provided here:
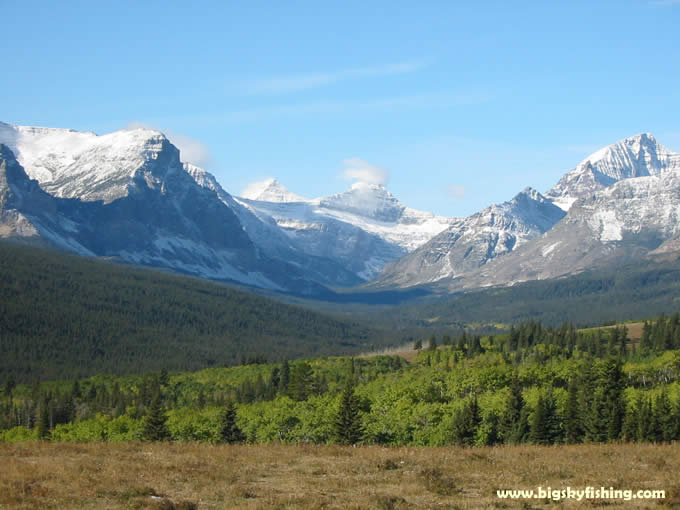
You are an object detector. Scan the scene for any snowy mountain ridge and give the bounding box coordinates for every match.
[545,133,680,211]
[3,121,680,296]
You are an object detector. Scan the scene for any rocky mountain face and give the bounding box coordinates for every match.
[372,134,680,290]
[376,188,566,287]
[184,164,362,287]
[545,133,680,211]
[441,167,680,292]
[3,121,679,298]
[0,126,328,295]
[239,181,454,280]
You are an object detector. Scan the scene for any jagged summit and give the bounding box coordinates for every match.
[546,133,680,211]
[375,187,565,287]
[0,122,178,203]
[241,178,306,202]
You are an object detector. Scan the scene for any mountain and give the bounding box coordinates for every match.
[440,166,680,292]
[0,121,449,289]
[5,121,679,298]
[239,181,454,280]
[375,188,566,287]
[372,134,680,290]
[0,124,332,294]
[546,133,680,211]
[184,164,362,286]
[241,177,306,202]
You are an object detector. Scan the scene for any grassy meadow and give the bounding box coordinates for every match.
[2,441,679,509]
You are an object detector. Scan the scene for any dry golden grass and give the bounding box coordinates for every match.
[1,442,679,509]
[578,322,645,341]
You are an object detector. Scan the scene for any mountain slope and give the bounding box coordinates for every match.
[373,134,680,290]
[0,131,329,294]
[440,167,680,292]
[240,181,454,280]
[185,164,363,286]
[374,188,566,287]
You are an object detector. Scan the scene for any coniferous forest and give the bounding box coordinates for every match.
[2,315,679,446]
[0,242,390,382]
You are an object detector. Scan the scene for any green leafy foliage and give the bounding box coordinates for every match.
[2,314,680,447]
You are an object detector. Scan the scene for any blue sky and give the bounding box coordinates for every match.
[3,0,680,216]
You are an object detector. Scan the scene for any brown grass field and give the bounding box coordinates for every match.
[1,442,679,509]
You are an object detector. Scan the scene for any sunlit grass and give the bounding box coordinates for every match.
[1,442,679,509]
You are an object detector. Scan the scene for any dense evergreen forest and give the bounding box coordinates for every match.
[2,314,679,446]
[312,255,680,329]
[0,242,393,383]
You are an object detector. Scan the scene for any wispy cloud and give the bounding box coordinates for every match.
[241,178,274,200]
[125,121,214,169]
[179,91,492,125]
[445,185,466,199]
[342,158,389,185]
[243,60,429,94]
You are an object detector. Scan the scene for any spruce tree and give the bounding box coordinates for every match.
[37,399,50,440]
[530,394,550,444]
[636,397,653,442]
[218,401,245,443]
[279,361,290,394]
[500,375,527,444]
[289,362,313,401]
[621,399,638,442]
[452,395,482,445]
[671,397,680,441]
[333,380,362,445]
[142,393,170,441]
[564,379,582,443]
[654,391,673,442]
[530,389,560,445]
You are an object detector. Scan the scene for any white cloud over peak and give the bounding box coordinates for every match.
[241,178,275,200]
[125,121,214,169]
[342,158,389,186]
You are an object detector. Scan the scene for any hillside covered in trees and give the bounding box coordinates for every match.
[0,242,392,383]
[3,314,679,446]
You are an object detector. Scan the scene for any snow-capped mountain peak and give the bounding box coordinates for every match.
[318,181,405,222]
[241,178,306,202]
[0,122,178,203]
[546,133,680,211]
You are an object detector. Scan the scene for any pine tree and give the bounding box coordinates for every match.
[564,379,582,443]
[333,380,362,445]
[621,399,638,442]
[289,362,313,401]
[654,391,673,442]
[529,389,560,445]
[218,401,245,443]
[452,395,482,445]
[500,374,527,444]
[530,394,550,444]
[37,399,50,440]
[142,393,170,441]
[279,361,290,394]
[636,397,653,442]
[671,397,680,441]
[602,358,626,441]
